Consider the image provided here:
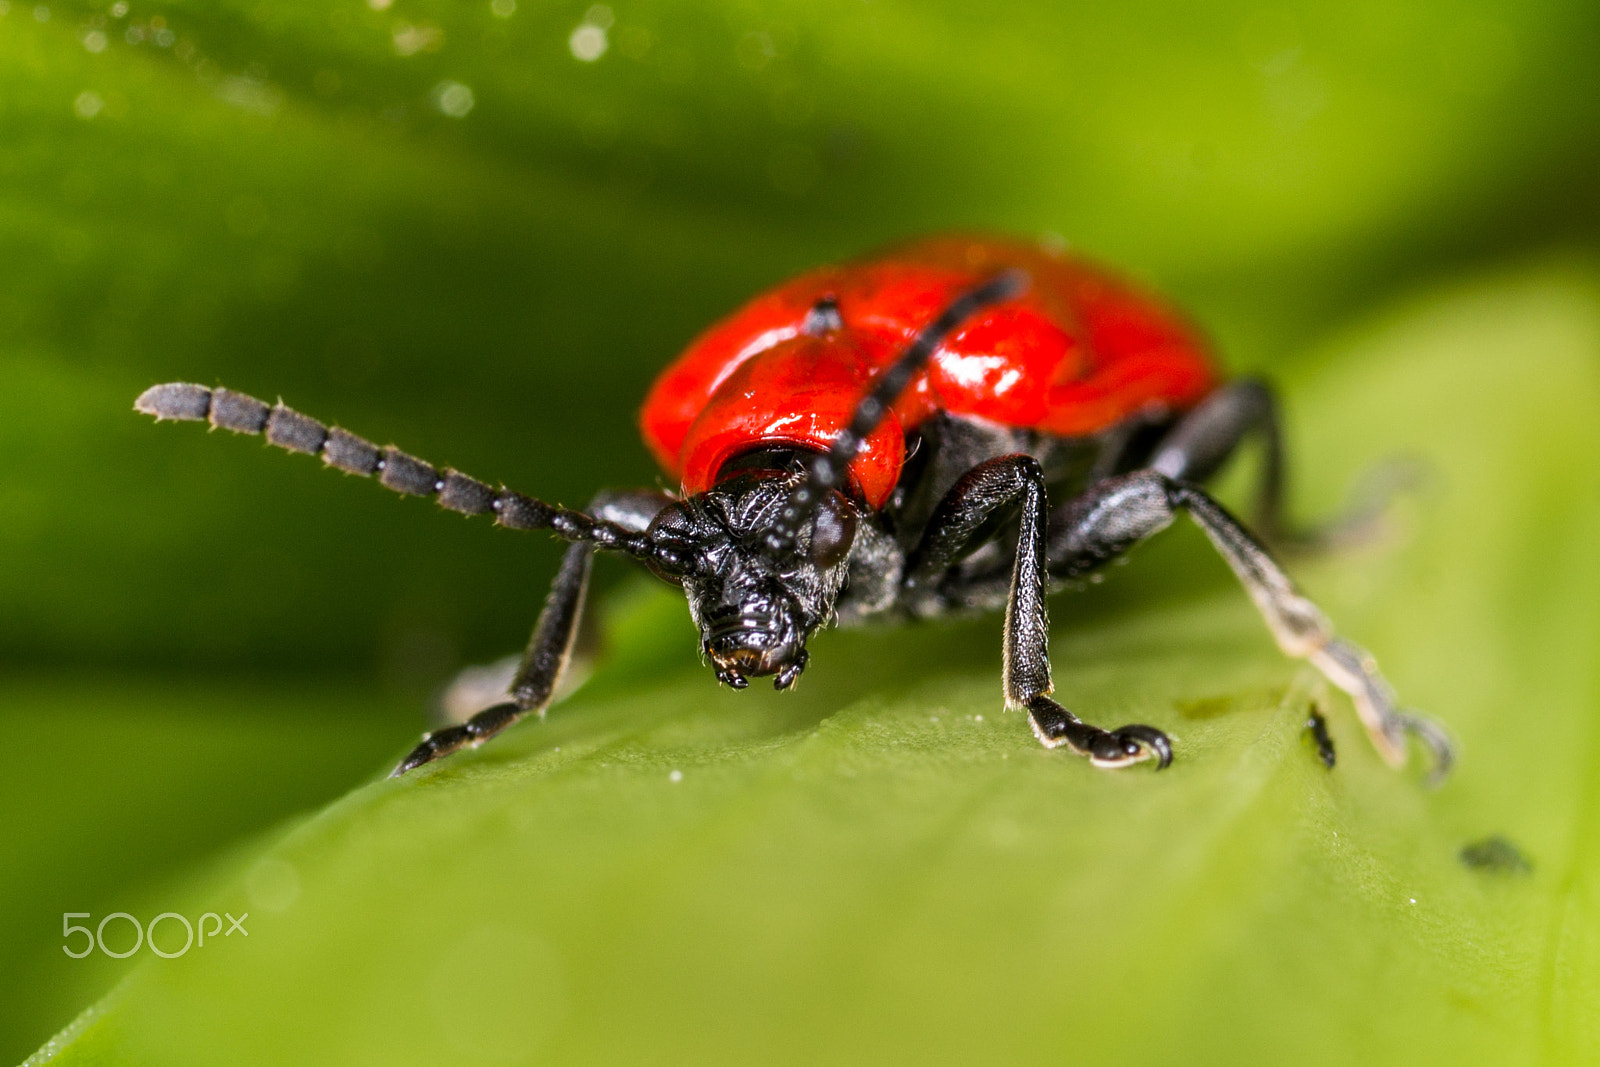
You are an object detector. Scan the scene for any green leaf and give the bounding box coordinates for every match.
[30,264,1600,1065]
[8,0,1600,1061]
[0,677,410,1062]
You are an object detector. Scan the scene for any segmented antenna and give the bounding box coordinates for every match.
[134,383,699,574]
[765,269,1031,552]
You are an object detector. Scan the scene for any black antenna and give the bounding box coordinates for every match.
[135,383,702,575]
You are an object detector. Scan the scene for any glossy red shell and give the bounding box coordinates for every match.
[640,236,1219,510]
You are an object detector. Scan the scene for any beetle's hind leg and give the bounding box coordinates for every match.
[392,490,671,776]
[1049,471,1453,780]
[903,455,1172,769]
[1148,378,1421,553]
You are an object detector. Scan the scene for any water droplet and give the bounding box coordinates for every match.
[490,0,515,17]
[393,21,444,56]
[569,22,607,61]
[82,28,107,52]
[33,5,49,22]
[431,80,475,118]
[668,769,683,783]
[73,90,103,119]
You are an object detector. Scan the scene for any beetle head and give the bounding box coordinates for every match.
[647,458,858,690]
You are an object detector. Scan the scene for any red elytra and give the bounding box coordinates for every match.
[641,235,1219,509]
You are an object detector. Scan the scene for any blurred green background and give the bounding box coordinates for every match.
[3,0,1599,1063]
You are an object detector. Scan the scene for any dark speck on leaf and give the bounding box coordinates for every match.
[1460,836,1532,875]
[1304,706,1335,769]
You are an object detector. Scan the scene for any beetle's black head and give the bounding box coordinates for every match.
[646,453,859,691]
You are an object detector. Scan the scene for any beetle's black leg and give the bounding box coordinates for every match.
[392,490,673,775]
[1050,470,1453,779]
[903,454,1172,769]
[1147,378,1416,551]
[392,541,592,775]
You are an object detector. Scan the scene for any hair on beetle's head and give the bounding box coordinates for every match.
[648,455,858,691]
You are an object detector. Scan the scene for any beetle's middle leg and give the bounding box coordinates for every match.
[1047,470,1453,778]
[392,490,672,776]
[903,454,1172,769]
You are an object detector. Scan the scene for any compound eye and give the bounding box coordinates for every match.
[646,501,692,535]
[808,490,858,569]
[643,501,705,580]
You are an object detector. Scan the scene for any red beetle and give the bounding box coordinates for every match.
[136,235,1451,778]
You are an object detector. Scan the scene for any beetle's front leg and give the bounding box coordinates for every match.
[904,455,1172,769]
[392,539,595,775]
[392,490,673,776]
